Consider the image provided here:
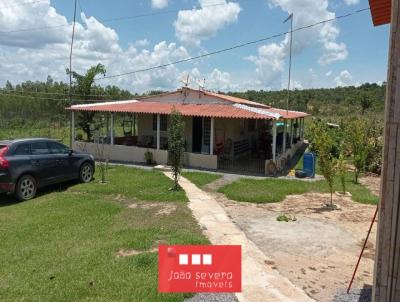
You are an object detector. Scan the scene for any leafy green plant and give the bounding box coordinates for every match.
[144,150,154,165]
[66,63,107,141]
[310,122,337,207]
[168,108,185,190]
[276,214,297,222]
[344,119,371,183]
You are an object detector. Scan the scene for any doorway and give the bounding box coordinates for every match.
[192,117,203,153]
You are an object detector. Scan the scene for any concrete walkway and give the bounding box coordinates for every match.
[164,172,313,302]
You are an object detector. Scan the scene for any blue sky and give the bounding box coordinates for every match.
[0,0,390,92]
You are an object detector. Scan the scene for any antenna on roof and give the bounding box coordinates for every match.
[181,74,190,88]
[197,78,206,91]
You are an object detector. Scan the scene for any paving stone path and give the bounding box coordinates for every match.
[165,172,313,302]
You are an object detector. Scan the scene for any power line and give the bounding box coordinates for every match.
[96,7,371,81]
[0,1,237,35]
[69,0,77,104]
[0,89,132,99]
[0,91,68,102]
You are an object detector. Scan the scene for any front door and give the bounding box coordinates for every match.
[192,117,203,153]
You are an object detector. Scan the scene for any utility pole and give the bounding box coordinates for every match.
[373,0,400,300]
[284,13,293,115]
[69,0,77,147]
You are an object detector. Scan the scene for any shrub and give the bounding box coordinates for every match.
[168,109,185,190]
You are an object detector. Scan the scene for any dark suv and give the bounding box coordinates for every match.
[0,138,95,200]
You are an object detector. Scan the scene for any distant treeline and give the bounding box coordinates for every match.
[228,82,386,119]
[0,77,386,125]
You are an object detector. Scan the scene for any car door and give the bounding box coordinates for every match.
[48,141,75,180]
[30,141,58,186]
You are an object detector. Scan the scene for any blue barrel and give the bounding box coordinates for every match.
[303,153,316,178]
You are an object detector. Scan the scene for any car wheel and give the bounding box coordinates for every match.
[16,175,37,201]
[80,163,93,183]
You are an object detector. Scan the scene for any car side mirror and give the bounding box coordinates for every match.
[68,149,73,156]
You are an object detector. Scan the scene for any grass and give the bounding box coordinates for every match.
[181,171,222,188]
[0,166,207,302]
[219,172,378,205]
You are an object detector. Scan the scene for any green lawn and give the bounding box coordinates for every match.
[219,173,378,205]
[181,171,222,188]
[0,166,207,302]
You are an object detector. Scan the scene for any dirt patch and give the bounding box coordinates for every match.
[108,194,177,216]
[359,175,381,196]
[116,247,158,257]
[212,191,378,301]
[128,203,177,216]
[116,240,167,257]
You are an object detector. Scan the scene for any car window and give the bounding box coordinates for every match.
[31,142,51,155]
[14,143,30,155]
[48,142,69,154]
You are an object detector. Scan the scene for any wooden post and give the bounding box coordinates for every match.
[71,111,75,145]
[110,112,114,145]
[283,120,287,153]
[210,117,214,155]
[300,117,304,140]
[157,114,161,150]
[373,1,400,300]
[272,121,277,162]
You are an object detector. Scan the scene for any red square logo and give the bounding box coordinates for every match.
[158,245,241,293]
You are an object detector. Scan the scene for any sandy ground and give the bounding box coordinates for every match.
[207,175,380,302]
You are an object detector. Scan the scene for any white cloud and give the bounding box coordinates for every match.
[246,40,287,89]
[174,0,241,46]
[325,71,332,77]
[151,0,169,9]
[181,68,239,91]
[0,0,70,48]
[343,0,359,5]
[0,0,193,93]
[334,70,353,86]
[134,39,150,48]
[247,0,348,89]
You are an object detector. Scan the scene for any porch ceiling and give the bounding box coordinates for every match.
[67,101,309,120]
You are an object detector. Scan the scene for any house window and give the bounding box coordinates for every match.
[203,117,211,147]
[152,114,168,131]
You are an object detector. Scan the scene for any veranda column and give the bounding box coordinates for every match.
[373,0,400,300]
[272,120,277,162]
[290,119,294,147]
[282,120,287,153]
[156,114,160,150]
[210,117,214,155]
[110,112,114,145]
[71,111,75,145]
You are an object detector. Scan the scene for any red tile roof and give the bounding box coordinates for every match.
[369,0,391,26]
[67,100,308,120]
[137,88,272,108]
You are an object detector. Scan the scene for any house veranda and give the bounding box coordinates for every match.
[67,87,309,175]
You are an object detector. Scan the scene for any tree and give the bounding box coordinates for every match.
[337,152,347,194]
[310,121,337,207]
[360,92,373,115]
[66,63,107,141]
[344,119,370,183]
[168,109,185,190]
[5,80,13,90]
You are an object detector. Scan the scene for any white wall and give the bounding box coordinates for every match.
[73,142,168,165]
